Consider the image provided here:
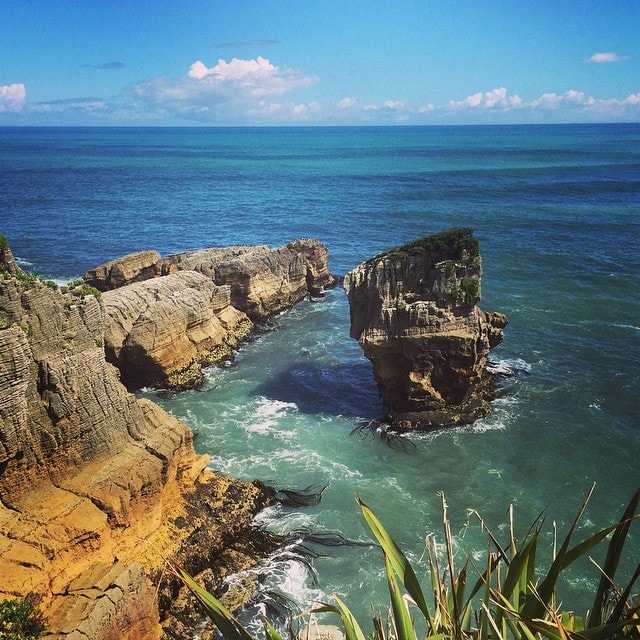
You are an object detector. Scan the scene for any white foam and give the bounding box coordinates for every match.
[243,397,299,438]
[487,357,532,375]
[254,396,298,417]
[613,322,640,332]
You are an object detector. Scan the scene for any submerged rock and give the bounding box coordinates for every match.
[344,228,508,430]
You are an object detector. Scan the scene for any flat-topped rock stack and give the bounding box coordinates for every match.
[344,228,508,429]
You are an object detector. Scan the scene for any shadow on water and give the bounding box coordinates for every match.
[252,360,380,418]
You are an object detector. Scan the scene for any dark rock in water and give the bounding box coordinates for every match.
[343,228,508,430]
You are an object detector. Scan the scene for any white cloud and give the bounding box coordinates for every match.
[123,56,320,123]
[0,83,26,112]
[338,97,357,109]
[587,52,629,63]
[448,87,523,111]
[131,56,318,119]
[438,86,640,122]
[530,90,587,109]
[187,56,277,81]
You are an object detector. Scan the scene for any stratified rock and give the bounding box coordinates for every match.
[0,233,19,275]
[85,239,335,320]
[101,270,252,388]
[86,239,336,388]
[84,250,161,290]
[212,239,336,322]
[344,228,508,429]
[0,257,274,639]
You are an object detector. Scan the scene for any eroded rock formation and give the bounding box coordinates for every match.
[101,271,252,388]
[85,239,335,322]
[0,240,275,639]
[344,228,508,429]
[85,239,335,388]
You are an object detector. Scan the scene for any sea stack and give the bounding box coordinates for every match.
[344,228,508,429]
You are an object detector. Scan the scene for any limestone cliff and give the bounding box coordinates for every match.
[85,239,335,389]
[0,240,274,639]
[101,271,252,388]
[344,228,508,429]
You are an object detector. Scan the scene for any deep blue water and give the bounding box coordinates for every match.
[1,124,639,629]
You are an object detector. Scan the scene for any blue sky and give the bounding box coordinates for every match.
[1,0,638,126]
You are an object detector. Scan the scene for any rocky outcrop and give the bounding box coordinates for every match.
[210,239,335,322]
[84,250,162,291]
[344,228,508,429]
[85,239,336,388]
[101,271,252,388]
[0,240,275,639]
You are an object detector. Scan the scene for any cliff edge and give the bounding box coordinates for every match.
[84,239,335,388]
[344,228,508,429]
[0,238,274,639]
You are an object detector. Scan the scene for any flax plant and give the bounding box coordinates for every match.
[176,484,639,640]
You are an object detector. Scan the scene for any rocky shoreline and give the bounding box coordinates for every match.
[1,230,506,637]
[0,237,335,639]
[86,240,335,389]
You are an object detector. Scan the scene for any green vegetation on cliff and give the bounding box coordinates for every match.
[374,227,480,263]
[0,599,46,640]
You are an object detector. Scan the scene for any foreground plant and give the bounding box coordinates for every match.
[177,484,640,640]
[0,598,46,640]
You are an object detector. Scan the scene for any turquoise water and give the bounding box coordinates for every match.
[1,124,639,628]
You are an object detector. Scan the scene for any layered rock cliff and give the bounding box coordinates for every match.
[101,271,252,388]
[344,228,508,429]
[0,240,275,638]
[85,239,335,388]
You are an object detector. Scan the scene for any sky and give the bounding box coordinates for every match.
[1,0,639,126]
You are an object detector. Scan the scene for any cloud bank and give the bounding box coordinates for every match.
[127,56,318,122]
[3,55,640,125]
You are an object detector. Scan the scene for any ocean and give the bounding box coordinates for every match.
[1,124,639,630]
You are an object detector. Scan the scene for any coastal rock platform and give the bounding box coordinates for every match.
[0,240,277,639]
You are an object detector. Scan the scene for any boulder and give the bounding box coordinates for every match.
[84,250,161,290]
[0,256,274,639]
[344,228,508,429]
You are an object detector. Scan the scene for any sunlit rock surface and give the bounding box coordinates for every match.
[0,239,274,639]
[344,228,508,429]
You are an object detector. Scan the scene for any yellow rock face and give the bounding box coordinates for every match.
[0,271,271,639]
